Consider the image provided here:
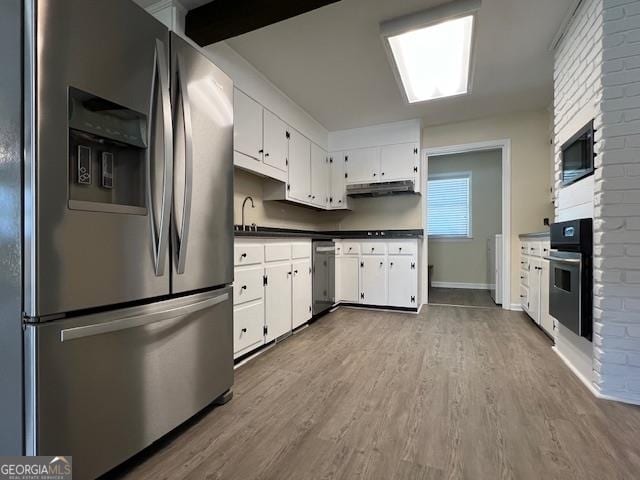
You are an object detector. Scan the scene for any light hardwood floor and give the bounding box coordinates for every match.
[105,306,640,480]
[428,287,498,308]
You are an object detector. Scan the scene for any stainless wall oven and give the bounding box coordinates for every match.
[547,219,593,341]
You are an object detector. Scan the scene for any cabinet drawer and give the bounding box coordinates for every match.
[342,242,360,255]
[361,243,387,255]
[234,244,264,266]
[234,267,264,305]
[520,270,529,287]
[291,242,311,259]
[387,241,416,255]
[335,243,343,256]
[529,241,541,257]
[265,243,291,262]
[541,240,551,258]
[234,302,265,356]
[520,257,530,272]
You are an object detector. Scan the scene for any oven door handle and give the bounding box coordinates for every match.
[544,256,581,264]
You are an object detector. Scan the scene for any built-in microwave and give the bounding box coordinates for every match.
[561,120,595,186]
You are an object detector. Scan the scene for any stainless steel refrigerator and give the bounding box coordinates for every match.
[0,0,234,477]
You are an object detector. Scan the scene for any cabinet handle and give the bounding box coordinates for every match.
[380,261,383,266]
[265,152,270,157]
[241,285,247,290]
[390,262,394,266]
[308,194,312,198]
[258,149,264,154]
[373,173,377,177]
[287,271,292,276]
[294,270,298,275]
[399,247,402,251]
[312,196,316,199]
[241,253,247,258]
[241,328,247,333]
[381,172,385,176]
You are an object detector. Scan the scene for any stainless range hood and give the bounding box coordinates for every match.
[346,179,416,197]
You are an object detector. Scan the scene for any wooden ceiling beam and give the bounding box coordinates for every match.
[186,0,342,47]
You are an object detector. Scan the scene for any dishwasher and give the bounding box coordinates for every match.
[312,240,336,316]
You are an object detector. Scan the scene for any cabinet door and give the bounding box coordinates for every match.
[380,143,419,181]
[329,152,347,208]
[337,256,359,302]
[263,109,288,172]
[288,129,311,203]
[292,260,312,329]
[388,255,417,308]
[528,259,541,324]
[311,144,329,208]
[346,147,380,184]
[265,263,292,341]
[539,260,553,335]
[234,89,263,161]
[360,256,387,305]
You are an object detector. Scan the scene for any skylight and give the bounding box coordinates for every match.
[384,15,475,103]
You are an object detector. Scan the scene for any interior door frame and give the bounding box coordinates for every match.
[421,139,512,310]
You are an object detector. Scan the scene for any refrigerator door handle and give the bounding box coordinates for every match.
[60,292,230,342]
[174,53,193,275]
[147,38,173,277]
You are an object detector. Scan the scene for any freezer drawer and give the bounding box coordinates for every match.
[25,287,233,480]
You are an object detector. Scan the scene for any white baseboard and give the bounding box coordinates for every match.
[509,303,523,311]
[552,345,600,397]
[431,281,491,290]
[552,345,640,405]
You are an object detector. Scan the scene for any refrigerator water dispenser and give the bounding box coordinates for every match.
[68,87,148,214]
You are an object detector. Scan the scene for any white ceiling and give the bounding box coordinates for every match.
[223,0,572,130]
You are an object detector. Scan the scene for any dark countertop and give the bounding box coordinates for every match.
[234,226,423,240]
[519,231,550,239]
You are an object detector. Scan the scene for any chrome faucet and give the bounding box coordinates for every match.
[241,196,255,231]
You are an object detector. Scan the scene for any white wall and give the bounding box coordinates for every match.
[552,0,601,390]
[592,0,640,404]
[423,110,554,308]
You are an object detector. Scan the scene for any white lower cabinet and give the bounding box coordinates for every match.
[336,256,359,302]
[265,263,292,342]
[388,255,417,308]
[520,236,553,337]
[337,239,420,309]
[234,239,312,358]
[234,302,265,357]
[360,256,388,305]
[292,259,312,329]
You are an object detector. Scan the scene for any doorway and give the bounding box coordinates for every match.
[422,140,511,309]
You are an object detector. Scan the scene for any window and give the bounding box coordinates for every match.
[427,173,472,238]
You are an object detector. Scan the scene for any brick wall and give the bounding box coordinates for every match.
[593,0,640,403]
[553,0,602,390]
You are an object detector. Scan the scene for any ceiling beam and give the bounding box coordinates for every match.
[185,0,342,46]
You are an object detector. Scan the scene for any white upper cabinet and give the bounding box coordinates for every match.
[329,152,347,209]
[263,109,288,172]
[311,144,329,208]
[346,147,380,184]
[287,129,311,203]
[234,89,263,161]
[380,143,419,182]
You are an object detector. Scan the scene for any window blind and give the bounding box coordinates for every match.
[427,175,471,237]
